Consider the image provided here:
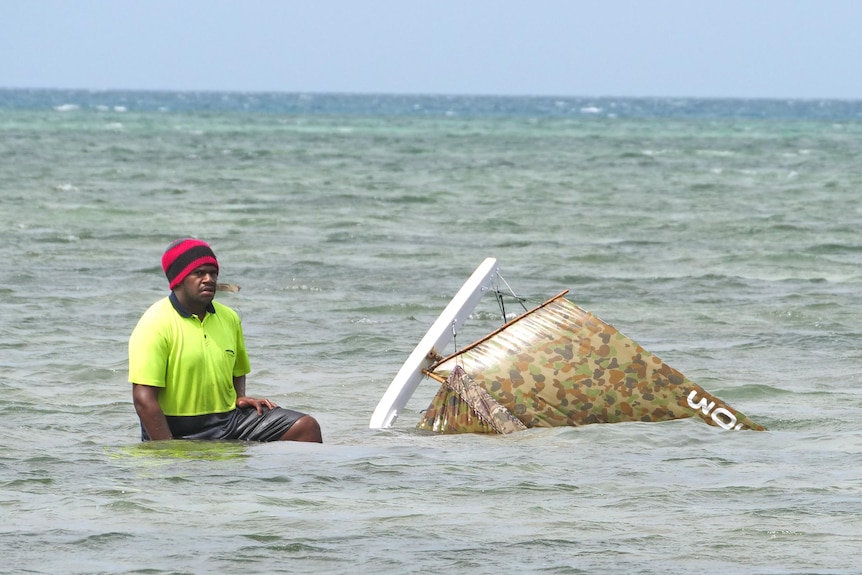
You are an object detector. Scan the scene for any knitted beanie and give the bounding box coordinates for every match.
[161,238,219,289]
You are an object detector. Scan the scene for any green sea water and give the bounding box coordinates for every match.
[1,91,861,574]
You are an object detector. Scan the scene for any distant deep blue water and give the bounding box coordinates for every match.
[3,87,862,119]
[1,89,861,574]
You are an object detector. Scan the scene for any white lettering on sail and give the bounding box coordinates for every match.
[687,390,715,415]
[687,390,745,430]
[709,407,739,430]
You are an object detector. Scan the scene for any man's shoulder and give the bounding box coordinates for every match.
[141,296,173,317]
[212,300,241,321]
[134,297,175,327]
[130,297,175,345]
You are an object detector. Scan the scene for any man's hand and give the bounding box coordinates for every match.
[236,396,278,415]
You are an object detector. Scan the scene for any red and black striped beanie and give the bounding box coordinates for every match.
[161,238,219,289]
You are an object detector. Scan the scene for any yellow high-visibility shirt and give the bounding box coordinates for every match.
[129,294,250,416]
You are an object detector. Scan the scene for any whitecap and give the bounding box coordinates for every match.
[54,104,79,112]
[113,106,127,112]
[580,106,602,114]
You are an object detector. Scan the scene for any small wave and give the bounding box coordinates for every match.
[53,104,79,112]
[715,383,787,399]
[806,243,862,254]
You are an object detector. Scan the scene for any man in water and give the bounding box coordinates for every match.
[129,238,322,443]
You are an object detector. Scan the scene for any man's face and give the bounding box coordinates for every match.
[177,264,219,306]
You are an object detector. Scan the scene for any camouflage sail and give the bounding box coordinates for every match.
[418,293,764,433]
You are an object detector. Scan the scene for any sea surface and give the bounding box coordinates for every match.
[2,89,861,574]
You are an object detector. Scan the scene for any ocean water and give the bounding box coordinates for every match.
[2,89,862,574]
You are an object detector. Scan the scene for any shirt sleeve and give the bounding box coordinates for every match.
[128,307,170,387]
[232,314,251,378]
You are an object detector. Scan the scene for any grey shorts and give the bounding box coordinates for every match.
[142,406,308,442]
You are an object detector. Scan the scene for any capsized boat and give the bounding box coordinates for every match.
[369,258,764,433]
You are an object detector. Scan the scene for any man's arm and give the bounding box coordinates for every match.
[233,374,246,398]
[132,383,173,440]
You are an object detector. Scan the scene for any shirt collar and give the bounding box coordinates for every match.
[169,291,216,318]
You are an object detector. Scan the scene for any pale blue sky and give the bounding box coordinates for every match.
[2,0,859,99]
